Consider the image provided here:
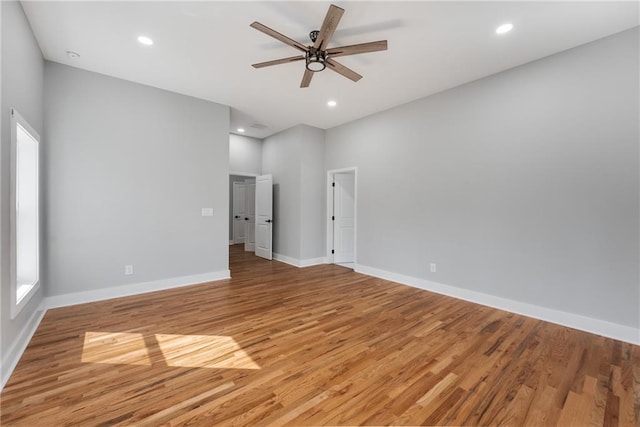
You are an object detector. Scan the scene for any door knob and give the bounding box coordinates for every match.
[245,217,249,221]
[266,219,272,223]
[234,215,241,219]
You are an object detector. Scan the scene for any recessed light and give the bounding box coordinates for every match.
[237,128,245,133]
[66,50,80,59]
[327,100,337,107]
[495,23,514,35]
[137,36,154,46]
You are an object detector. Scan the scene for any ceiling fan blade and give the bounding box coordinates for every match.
[313,4,344,51]
[326,58,362,82]
[300,69,314,88]
[326,40,388,58]
[250,22,308,53]
[252,55,305,69]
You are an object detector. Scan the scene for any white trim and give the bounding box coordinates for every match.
[273,253,299,267]
[229,171,259,177]
[229,240,235,245]
[46,270,230,309]
[12,282,40,319]
[273,253,326,268]
[326,167,358,265]
[355,263,640,345]
[1,300,47,391]
[10,108,41,319]
[299,257,327,267]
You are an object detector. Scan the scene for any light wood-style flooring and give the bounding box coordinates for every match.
[1,244,638,426]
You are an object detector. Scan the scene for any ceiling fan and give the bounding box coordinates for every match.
[250,4,388,88]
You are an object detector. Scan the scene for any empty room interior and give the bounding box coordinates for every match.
[1,1,639,426]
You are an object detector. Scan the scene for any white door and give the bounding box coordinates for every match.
[244,179,256,252]
[232,181,246,244]
[333,172,355,264]
[255,174,273,260]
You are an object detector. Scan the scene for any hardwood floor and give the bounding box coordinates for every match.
[1,244,638,426]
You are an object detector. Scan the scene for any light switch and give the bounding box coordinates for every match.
[201,208,214,217]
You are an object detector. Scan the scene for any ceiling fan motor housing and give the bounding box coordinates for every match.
[306,49,327,72]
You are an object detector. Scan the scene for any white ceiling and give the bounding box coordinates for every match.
[21,1,639,139]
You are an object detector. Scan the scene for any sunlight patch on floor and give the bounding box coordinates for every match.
[82,332,152,365]
[155,334,261,370]
[81,332,261,369]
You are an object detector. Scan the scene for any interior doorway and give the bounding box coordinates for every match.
[326,168,357,269]
[232,181,246,244]
[229,174,256,250]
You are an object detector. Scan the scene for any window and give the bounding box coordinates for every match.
[10,108,40,318]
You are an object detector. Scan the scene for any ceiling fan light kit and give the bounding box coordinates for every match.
[306,49,327,72]
[251,4,388,88]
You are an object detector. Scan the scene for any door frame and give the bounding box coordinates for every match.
[326,167,357,265]
[229,171,259,177]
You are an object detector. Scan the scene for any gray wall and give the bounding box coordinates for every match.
[262,126,301,259]
[1,0,45,374]
[262,124,325,262]
[299,126,326,260]
[325,28,639,329]
[44,62,230,296]
[229,134,262,175]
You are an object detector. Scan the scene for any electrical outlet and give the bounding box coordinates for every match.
[125,265,134,275]
[430,263,436,273]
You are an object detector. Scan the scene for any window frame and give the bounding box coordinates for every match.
[10,108,41,319]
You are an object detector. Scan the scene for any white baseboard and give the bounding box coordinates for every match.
[299,257,327,267]
[46,270,231,309]
[273,253,299,267]
[355,264,640,345]
[273,253,326,268]
[229,240,234,245]
[1,299,47,391]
